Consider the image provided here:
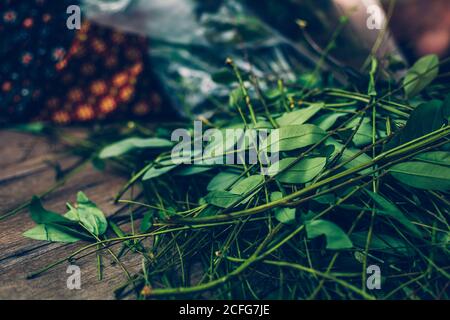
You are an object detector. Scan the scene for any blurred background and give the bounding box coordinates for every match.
[1,0,449,124]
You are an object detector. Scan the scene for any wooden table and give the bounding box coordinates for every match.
[0,130,140,299]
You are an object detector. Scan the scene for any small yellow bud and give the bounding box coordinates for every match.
[296,19,307,29]
[141,285,152,296]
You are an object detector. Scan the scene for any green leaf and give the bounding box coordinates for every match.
[403,54,439,98]
[389,161,450,191]
[297,73,321,88]
[23,225,81,243]
[12,122,46,134]
[205,175,263,208]
[201,127,243,161]
[364,190,421,237]
[29,196,78,227]
[229,88,244,107]
[312,112,347,131]
[413,151,450,167]
[350,232,413,256]
[327,139,372,174]
[268,157,326,184]
[207,171,242,191]
[175,166,214,176]
[340,149,372,174]
[205,190,243,208]
[346,118,373,147]
[305,219,353,250]
[25,196,94,243]
[388,100,448,148]
[253,121,274,129]
[68,192,108,236]
[229,175,264,195]
[260,124,326,152]
[99,137,173,159]
[275,103,323,127]
[142,164,177,181]
[271,192,295,224]
[140,212,154,233]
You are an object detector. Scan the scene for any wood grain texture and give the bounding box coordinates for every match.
[0,130,140,300]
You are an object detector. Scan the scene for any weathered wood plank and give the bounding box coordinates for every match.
[0,130,140,299]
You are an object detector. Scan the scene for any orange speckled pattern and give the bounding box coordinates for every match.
[39,22,164,124]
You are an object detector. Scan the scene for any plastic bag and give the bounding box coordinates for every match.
[85,0,406,117]
[85,0,325,117]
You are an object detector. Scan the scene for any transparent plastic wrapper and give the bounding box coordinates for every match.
[84,0,404,117]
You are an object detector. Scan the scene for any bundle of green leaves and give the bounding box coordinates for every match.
[22,54,449,300]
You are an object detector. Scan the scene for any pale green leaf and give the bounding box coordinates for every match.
[312,112,347,131]
[205,190,243,208]
[175,166,214,176]
[142,165,177,181]
[413,151,450,167]
[260,124,326,152]
[268,157,326,184]
[404,54,439,98]
[327,139,373,174]
[305,219,353,250]
[207,171,242,191]
[230,175,264,195]
[23,225,81,243]
[365,190,421,237]
[99,137,173,159]
[389,161,450,191]
[271,192,295,224]
[275,103,323,127]
[351,232,413,256]
[70,191,108,236]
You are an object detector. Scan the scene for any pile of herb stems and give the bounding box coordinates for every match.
[20,72,450,299]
